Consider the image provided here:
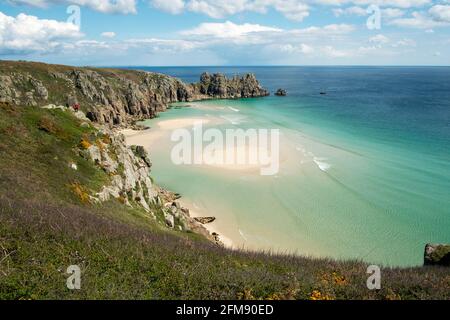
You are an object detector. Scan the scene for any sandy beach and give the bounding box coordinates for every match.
[121,108,308,251]
[122,115,244,249]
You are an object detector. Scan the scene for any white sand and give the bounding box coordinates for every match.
[120,114,307,249]
[199,144,271,172]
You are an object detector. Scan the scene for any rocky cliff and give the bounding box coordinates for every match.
[70,113,218,243]
[0,60,269,246]
[196,72,269,99]
[0,61,269,127]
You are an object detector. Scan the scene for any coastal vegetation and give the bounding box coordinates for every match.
[0,61,449,300]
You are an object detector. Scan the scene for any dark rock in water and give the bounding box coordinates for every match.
[275,89,287,96]
[194,217,216,224]
[424,244,450,266]
[320,92,327,95]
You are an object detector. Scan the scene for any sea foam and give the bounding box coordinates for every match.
[313,157,332,172]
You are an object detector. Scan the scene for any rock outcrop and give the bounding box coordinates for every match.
[194,217,216,224]
[275,88,287,96]
[79,128,158,212]
[77,120,221,244]
[0,61,269,127]
[196,72,269,99]
[0,61,267,247]
[424,244,450,266]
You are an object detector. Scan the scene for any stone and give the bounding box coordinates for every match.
[41,104,66,110]
[130,123,150,131]
[181,207,190,216]
[194,217,216,224]
[275,89,287,96]
[211,232,220,242]
[72,110,90,122]
[30,77,48,100]
[131,145,152,167]
[198,72,269,99]
[86,145,102,163]
[100,149,118,174]
[164,212,175,228]
[78,130,160,215]
[424,244,450,266]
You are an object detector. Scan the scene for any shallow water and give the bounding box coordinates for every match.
[129,66,450,266]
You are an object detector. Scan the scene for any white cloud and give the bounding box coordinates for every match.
[270,0,310,22]
[101,31,116,38]
[322,45,353,58]
[186,0,248,19]
[153,0,310,21]
[74,40,111,49]
[357,45,379,54]
[382,8,405,18]
[126,38,201,53]
[0,12,83,54]
[7,0,137,14]
[318,0,430,8]
[151,0,185,14]
[279,43,315,54]
[369,34,390,44]
[333,6,367,17]
[390,9,450,28]
[333,6,405,19]
[291,24,355,35]
[180,21,282,39]
[367,34,416,49]
[392,38,416,47]
[179,22,354,49]
[428,5,450,22]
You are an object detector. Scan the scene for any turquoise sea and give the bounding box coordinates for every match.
[128,66,450,267]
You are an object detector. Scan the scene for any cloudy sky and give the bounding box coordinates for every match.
[0,0,449,65]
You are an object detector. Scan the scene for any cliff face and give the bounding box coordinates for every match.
[196,72,269,99]
[77,124,217,243]
[0,61,269,127]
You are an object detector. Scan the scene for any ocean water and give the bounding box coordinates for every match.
[129,66,450,267]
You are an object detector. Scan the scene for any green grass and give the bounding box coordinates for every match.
[0,103,449,300]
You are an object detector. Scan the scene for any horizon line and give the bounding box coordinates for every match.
[101,64,450,68]
[2,60,450,68]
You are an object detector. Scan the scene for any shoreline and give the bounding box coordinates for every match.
[177,197,235,249]
[120,103,308,253]
[121,115,237,249]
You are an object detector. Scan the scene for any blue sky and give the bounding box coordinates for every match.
[0,0,449,65]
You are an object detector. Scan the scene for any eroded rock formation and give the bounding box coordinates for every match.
[0,61,269,127]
